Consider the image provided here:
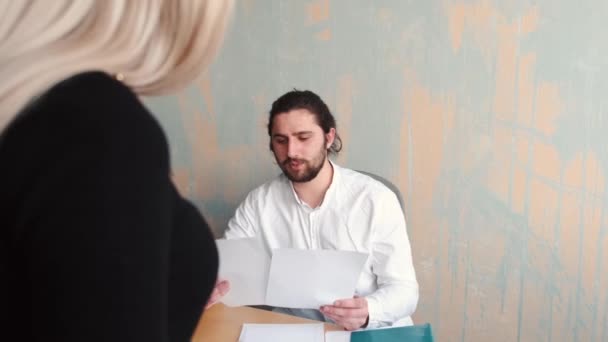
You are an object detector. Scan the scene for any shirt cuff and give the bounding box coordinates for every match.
[365,296,383,329]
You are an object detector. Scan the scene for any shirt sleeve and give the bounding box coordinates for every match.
[224,190,258,239]
[365,189,419,328]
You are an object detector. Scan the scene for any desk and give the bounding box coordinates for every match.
[192,304,342,341]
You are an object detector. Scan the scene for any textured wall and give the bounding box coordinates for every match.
[146,1,608,341]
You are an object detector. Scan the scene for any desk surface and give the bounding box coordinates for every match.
[192,304,342,341]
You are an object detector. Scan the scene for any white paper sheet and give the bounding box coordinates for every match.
[325,331,352,342]
[216,238,270,306]
[238,323,324,342]
[265,249,368,309]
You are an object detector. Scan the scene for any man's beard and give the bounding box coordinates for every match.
[278,149,327,183]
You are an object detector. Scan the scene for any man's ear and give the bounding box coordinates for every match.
[325,128,336,149]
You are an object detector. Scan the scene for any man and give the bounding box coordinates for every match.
[209,90,418,330]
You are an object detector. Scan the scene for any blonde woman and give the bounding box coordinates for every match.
[0,1,232,340]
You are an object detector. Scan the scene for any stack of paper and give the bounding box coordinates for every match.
[216,237,368,309]
[238,324,434,342]
[238,323,324,342]
[325,331,352,342]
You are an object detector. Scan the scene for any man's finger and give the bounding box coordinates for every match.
[321,305,367,319]
[333,297,367,308]
[205,280,231,309]
[323,312,366,331]
[205,291,220,308]
[216,279,230,295]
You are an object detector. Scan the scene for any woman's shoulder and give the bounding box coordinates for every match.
[19,71,161,138]
[1,71,169,166]
[41,71,146,121]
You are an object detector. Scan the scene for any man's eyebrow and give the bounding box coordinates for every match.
[272,131,313,137]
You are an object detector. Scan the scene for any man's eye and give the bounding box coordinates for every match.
[274,138,287,144]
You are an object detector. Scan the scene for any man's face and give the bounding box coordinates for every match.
[270,109,334,183]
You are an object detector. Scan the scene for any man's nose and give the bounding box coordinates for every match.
[287,141,299,158]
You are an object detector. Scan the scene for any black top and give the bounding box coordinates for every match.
[0,72,218,341]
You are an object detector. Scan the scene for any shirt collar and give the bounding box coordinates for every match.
[288,159,340,210]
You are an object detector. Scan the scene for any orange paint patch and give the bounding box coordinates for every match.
[444,255,467,340]
[520,279,546,341]
[535,82,561,135]
[487,124,512,204]
[315,28,331,41]
[409,84,444,211]
[376,7,393,24]
[436,220,464,342]
[498,272,523,340]
[487,162,510,205]
[493,22,518,121]
[176,75,255,222]
[398,68,413,204]
[493,123,513,158]
[531,140,561,182]
[514,132,529,165]
[528,177,558,242]
[581,201,601,296]
[471,230,506,271]
[564,153,583,189]
[462,284,485,341]
[559,192,581,279]
[453,2,545,71]
[520,6,539,34]
[446,1,498,56]
[518,53,536,126]
[527,238,552,280]
[398,68,445,293]
[511,164,527,214]
[460,121,490,173]
[598,232,608,340]
[242,0,255,16]
[444,96,456,133]
[583,152,605,196]
[551,288,575,342]
[335,75,354,165]
[552,190,581,341]
[252,92,269,136]
[172,167,191,197]
[576,304,593,342]
[447,3,466,52]
[306,0,329,24]
[468,1,495,31]
[176,92,216,200]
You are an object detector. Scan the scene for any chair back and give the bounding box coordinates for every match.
[357,170,405,214]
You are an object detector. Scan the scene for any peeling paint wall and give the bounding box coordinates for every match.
[146,1,608,341]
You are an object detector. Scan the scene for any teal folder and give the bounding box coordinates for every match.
[350,323,434,342]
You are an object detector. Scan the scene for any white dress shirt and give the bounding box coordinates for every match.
[224,162,418,328]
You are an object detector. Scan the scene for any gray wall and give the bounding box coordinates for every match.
[146,1,608,341]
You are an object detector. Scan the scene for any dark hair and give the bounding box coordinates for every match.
[267,89,342,154]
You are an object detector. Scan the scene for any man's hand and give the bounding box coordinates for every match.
[205,279,230,309]
[320,296,369,331]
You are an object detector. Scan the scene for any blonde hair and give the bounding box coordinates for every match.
[0,0,233,130]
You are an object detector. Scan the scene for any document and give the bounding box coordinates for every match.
[325,331,352,342]
[238,323,324,342]
[266,248,369,308]
[216,238,270,306]
[216,238,368,309]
